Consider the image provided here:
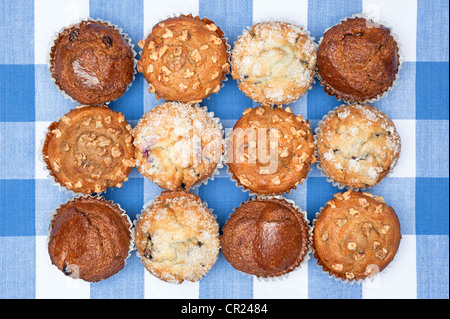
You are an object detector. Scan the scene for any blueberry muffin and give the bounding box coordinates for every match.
[232,21,316,105]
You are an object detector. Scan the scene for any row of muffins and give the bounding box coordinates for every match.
[43,14,403,284]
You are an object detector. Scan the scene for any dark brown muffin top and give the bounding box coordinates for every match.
[317,17,400,103]
[220,197,310,278]
[48,196,132,282]
[50,20,135,105]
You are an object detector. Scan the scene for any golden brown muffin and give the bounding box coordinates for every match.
[312,190,401,282]
[48,196,132,282]
[135,191,220,284]
[317,17,400,103]
[232,21,316,105]
[50,20,135,105]
[316,104,401,189]
[137,14,230,104]
[133,102,223,191]
[226,105,315,195]
[220,197,310,278]
[42,105,136,194]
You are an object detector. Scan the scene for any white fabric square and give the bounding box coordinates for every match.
[143,267,199,298]
[253,0,308,28]
[390,119,416,178]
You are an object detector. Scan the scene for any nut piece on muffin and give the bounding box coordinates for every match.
[312,190,401,282]
[232,21,317,105]
[317,17,400,103]
[42,105,135,194]
[48,196,132,282]
[50,19,135,105]
[137,14,230,104]
[315,104,401,189]
[135,191,220,284]
[226,105,315,195]
[133,102,223,191]
[221,197,310,278]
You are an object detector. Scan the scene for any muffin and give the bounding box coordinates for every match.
[133,102,223,191]
[135,191,220,283]
[137,14,230,104]
[48,196,132,282]
[226,105,315,195]
[42,105,136,194]
[231,21,316,105]
[315,104,401,189]
[317,17,400,103]
[312,190,401,282]
[220,197,310,278]
[50,19,135,105]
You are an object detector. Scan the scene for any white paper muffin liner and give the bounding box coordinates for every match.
[315,13,404,104]
[313,104,402,191]
[47,194,135,281]
[47,18,138,106]
[136,13,231,104]
[222,195,312,282]
[230,20,318,107]
[311,193,400,285]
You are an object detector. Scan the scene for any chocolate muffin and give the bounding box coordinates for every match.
[135,191,220,283]
[317,17,400,103]
[315,104,401,189]
[48,196,132,282]
[137,14,230,104]
[220,197,310,278]
[226,105,315,195]
[42,105,135,194]
[50,19,135,105]
[133,102,223,191]
[312,190,401,282]
[232,21,317,105]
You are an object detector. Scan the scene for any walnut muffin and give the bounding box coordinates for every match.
[316,104,401,189]
[317,17,400,103]
[42,105,136,194]
[226,105,315,195]
[137,14,230,104]
[48,196,132,282]
[232,21,316,105]
[220,197,310,278]
[135,191,220,283]
[50,19,135,105]
[312,190,401,282]
[133,102,223,191]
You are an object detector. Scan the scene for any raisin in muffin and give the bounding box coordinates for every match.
[312,190,401,282]
[221,197,310,278]
[135,191,220,283]
[317,17,400,103]
[137,14,230,104]
[50,19,135,105]
[42,105,135,194]
[48,196,132,282]
[232,21,316,105]
[315,104,401,189]
[133,102,223,191]
[226,105,315,195]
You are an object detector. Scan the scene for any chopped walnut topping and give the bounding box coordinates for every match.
[345,272,355,280]
[211,71,219,80]
[150,52,159,61]
[159,45,168,57]
[146,64,154,73]
[348,208,359,216]
[271,176,281,185]
[321,230,329,241]
[147,41,155,50]
[354,251,366,261]
[162,29,173,38]
[74,181,82,188]
[192,82,200,90]
[122,158,135,167]
[212,84,221,93]
[272,115,282,123]
[359,198,369,208]
[190,49,202,62]
[343,190,352,200]
[138,39,145,48]
[161,66,172,75]
[332,263,343,271]
[183,68,195,78]
[249,120,261,128]
[178,30,189,41]
[111,144,122,158]
[239,174,252,186]
[347,242,357,250]
[63,142,70,152]
[205,23,217,31]
[280,147,289,158]
[94,184,102,193]
[148,84,156,93]
[51,129,62,138]
[375,248,388,259]
[52,161,61,172]
[60,116,71,125]
[335,219,347,227]
[381,225,391,234]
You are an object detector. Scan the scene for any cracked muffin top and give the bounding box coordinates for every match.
[316,104,401,189]
[317,17,400,103]
[132,102,223,191]
[312,190,401,282]
[135,191,220,283]
[42,105,135,194]
[137,14,230,104]
[232,21,317,106]
[50,20,135,105]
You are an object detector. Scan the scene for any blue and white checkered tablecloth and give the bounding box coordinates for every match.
[0,0,448,299]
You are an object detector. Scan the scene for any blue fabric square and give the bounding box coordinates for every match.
[0,64,35,122]
[103,177,144,221]
[0,179,35,237]
[306,177,340,222]
[415,177,449,235]
[306,82,342,120]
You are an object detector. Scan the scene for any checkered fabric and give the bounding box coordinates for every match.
[0,0,448,299]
